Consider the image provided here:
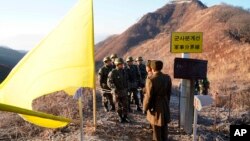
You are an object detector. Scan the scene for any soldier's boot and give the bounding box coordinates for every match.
[128,103,132,113]
[123,115,131,123]
[128,94,132,112]
[118,113,124,123]
[104,103,109,112]
[136,105,142,112]
[110,104,115,111]
[128,101,132,112]
[140,92,144,104]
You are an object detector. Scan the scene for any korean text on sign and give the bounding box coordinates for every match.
[171,32,203,53]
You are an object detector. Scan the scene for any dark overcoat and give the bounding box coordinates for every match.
[143,72,172,126]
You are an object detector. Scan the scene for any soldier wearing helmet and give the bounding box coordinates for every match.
[135,56,147,104]
[110,54,118,69]
[125,56,142,112]
[98,56,115,112]
[107,58,130,123]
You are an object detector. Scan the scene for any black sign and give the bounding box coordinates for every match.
[174,58,207,79]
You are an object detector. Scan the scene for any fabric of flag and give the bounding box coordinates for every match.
[0,0,94,128]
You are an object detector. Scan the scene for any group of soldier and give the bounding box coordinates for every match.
[98,54,147,123]
[98,54,172,141]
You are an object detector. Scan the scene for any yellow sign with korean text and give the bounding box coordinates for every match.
[171,32,203,53]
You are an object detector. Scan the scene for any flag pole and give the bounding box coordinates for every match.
[79,95,84,141]
[91,0,97,131]
[93,88,97,131]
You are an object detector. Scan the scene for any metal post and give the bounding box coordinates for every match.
[79,96,83,141]
[178,86,181,129]
[228,92,232,121]
[93,88,97,131]
[89,0,97,132]
[193,108,198,141]
[180,53,189,128]
[180,53,195,134]
[187,80,195,133]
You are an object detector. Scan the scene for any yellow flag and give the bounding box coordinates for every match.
[0,0,94,128]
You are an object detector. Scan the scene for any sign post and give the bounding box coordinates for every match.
[193,108,198,141]
[193,95,213,141]
[171,32,203,134]
[180,53,192,133]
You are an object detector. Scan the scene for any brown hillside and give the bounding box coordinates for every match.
[95,0,206,61]
[95,0,250,97]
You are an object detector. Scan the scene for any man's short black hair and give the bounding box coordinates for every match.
[151,60,163,71]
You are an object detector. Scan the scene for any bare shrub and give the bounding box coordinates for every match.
[0,112,44,140]
[231,91,250,110]
[214,5,244,22]
[0,90,94,140]
[214,5,250,43]
[32,91,79,119]
[227,14,250,43]
[214,94,229,108]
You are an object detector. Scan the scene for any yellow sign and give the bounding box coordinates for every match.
[171,32,203,53]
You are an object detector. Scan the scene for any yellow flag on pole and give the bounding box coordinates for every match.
[0,0,94,128]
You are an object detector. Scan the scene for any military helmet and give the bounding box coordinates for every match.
[114,58,124,65]
[136,56,143,61]
[103,56,111,62]
[126,56,134,62]
[110,54,118,59]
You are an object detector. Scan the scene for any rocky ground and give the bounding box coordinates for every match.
[0,91,249,141]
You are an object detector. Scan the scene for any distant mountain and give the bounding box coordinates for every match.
[0,46,26,82]
[95,0,250,94]
[0,64,11,83]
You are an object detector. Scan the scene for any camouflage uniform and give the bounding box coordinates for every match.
[199,78,210,95]
[98,57,115,112]
[137,64,147,87]
[125,56,142,112]
[107,58,130,123]
[136,57,147,104]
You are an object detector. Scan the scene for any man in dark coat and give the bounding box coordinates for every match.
[98,56,115,112]
[143,60,172,141]
[107,58,130,123]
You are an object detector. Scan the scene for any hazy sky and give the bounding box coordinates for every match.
[0,0,249,51]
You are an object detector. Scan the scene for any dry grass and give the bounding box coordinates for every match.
[0,91,93,140]
[32,91,79,119]
[0,112,44,140]
[214,5,250,43]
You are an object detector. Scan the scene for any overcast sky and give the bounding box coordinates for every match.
[0,0,249,51]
